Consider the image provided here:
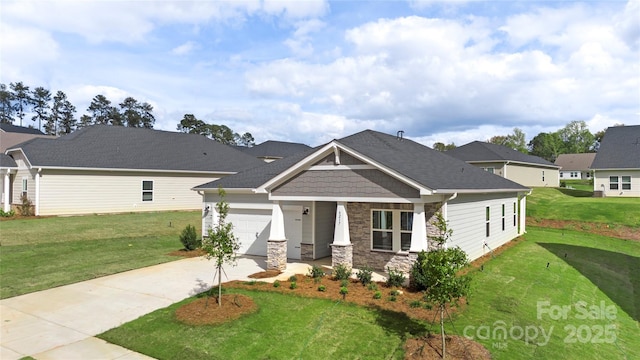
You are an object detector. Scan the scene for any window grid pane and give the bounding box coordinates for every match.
[400,212,413,231]
[400,233,411,251]
[373,231,393,250]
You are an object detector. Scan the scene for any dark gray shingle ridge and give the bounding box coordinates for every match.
[591,125,640,169]
[240,140,311,159]
[0,123,45,135]
[196,129,528,192]
[0,154,17,168]
[8,125,265,172]
[446,141,557,167]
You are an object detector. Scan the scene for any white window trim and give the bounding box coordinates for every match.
[142,180,154,202]
[621,176,631,190]
[21,177,28,197]
[485,206,490,237]
[371,209,413,253]
[609,176,619,190]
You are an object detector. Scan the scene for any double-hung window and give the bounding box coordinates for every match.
[621,176,631,190]
[142,180,154,202]
[501,204,506,231]
[513,202,517,227]
[372,210,414,252]
[610,176,619,190]
[21,178,28,197]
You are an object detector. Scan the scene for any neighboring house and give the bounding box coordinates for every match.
[3,125,264,215]
[240,140,311,162]
[554,153,596,180]
[0,154,18,212]
[0,123,55,152]
[446,141,560,187]
[194,130,530,273]
[591,125,640,197]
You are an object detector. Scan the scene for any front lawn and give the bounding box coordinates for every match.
[98,226,639,360]
[99,289,424,360]
[0,211,200,299]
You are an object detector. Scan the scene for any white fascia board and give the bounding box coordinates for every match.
[24,165,234,175]
[256,142,339,192]
[591,167,640,171]
[504,161,560,169]
[269,195,422,204]
[5,148,33,169]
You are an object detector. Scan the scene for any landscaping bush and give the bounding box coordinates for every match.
[179,224,200,250]
[385,267,406,287]
[356,266,373,286]
[367,282,378,291]
[18,194,33,216]
[273,280,280,288]
[409,250,429,291]
[340,279,349,287]
[373,291,382,299]
[333,264,352,280]
[308,265,325,283]
[288,275,297,282]
[0,209,15,218]
[339,286,348,299]
[289,282,297,290]
[317,285,326,292]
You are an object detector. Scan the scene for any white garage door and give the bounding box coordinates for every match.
[227,209,271,256]
[227,207,303,259]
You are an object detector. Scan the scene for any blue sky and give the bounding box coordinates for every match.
[1,0,638,147]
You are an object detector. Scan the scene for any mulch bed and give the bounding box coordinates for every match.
[248,269,282,279]
[175,294,257,326]
[405,335,492,359]
[167,248,207,258]
[528,218,640,241]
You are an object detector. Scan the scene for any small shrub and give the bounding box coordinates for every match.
[308,265,325,283]
[386,267,406,287]
[0,209,15,217]
[179,224,200,250]
[373,291,382,299]
[273,280,280,288]
[340,279,349,288]
[288,275,298,282]
[339,286,348,299]
[390,289,400,296]
[423,303,433,310]
[245,280,257,286]
[290,282,297,290]
[356,266,373,286]
[333,264,352,281]
[389,295,397,302]
[18,194,33,216]
[367,282,379,291]
[410,300,422,308]
[318,285,326,292]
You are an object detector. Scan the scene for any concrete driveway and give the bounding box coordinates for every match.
[0,255,318,360]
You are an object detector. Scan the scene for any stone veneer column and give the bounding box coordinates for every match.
[331,244,353,269]
[267,202,287,271]
[267,240,287,271]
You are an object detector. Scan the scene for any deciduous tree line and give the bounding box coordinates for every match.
[1,82,155,135]
[434,120,618,162]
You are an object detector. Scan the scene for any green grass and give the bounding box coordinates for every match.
[527,187,640,227]
[560,179,593,192]
[0,211,200,299]
[447,227,639,360]
[99,290,425,360]
[98,227,639,360]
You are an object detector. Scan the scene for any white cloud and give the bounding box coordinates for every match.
[0,23,59,82]
[171,41,198,56]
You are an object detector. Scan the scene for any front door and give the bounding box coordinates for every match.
[284,207,302,260]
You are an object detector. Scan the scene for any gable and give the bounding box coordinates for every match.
[272,168,420,199]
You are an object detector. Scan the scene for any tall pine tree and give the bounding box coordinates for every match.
[10,82,31,126]
[0,84,14,124]
[31,87,52,132]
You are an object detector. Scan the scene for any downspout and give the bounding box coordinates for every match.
[35,168,42,216]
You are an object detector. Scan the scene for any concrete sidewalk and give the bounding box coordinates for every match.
[0,255,324,360]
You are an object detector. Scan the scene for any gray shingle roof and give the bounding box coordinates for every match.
[554,153,596,171]
[0,123,45,135]
[591,125,640,169]
[0,154,17,168]
[240,140,311,159]
[7,125,265,173]
[446,141,558,167]
[195,130,528,192]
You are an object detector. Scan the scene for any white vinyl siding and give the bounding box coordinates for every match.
[594,170,640,197]
[447,193,520,262]
[38,170,217,216]
[504,163,559,187]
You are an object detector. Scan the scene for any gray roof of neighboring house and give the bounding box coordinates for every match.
[195,130,529,192]
[240,140,312,159]
[591,125,640,169]
[446,141,558,167]
[6,125,265,173]
[0,123,45,135]
[0,154,17,168]
[554,153,596,171]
